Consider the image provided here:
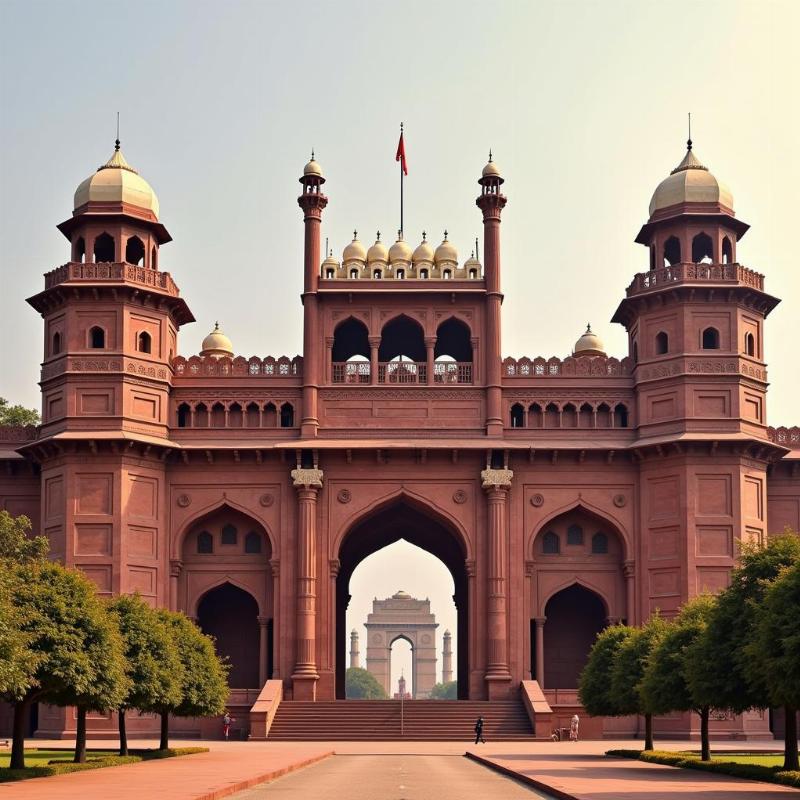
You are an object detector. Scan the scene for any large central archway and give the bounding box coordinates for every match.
[335,498,469,699]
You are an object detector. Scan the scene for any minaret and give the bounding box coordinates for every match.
[476,153,507,436]
[397,672,407,698]
[297,153,328,437]
[442,630,453,683]
[349,629,360,669]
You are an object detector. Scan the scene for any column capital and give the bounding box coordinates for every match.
[424,335,437,347]
[623,559,635,578]
[534,616,547,626]
[291,467,324,489]
[257,615,270,627]
[481,468,513,491]
[329,558,341,577]
[169,559,183,578]
[368,335,381,347]
[465,558,476,578]
[269,558,280,577]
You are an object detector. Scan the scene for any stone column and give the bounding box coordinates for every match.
[258,616,270,686]
[369,336,380,386]
[481,467,513,697]
[349,629,360,669]
[324,336,334,384]
[442,630,453,683]
[425,335,436,385]
[269,559,281,678]
[291,467,323,699]
[624,560,636,625]
[534,616,546,687]
[169,559,182,611]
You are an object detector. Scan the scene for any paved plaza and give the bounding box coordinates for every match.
[0,739,796,799]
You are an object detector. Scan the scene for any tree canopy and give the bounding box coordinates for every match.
[578,624,630,717]
[429,680,457,700]
[345,667,387,699]
[0,511,48,562]
[0,397,40,426]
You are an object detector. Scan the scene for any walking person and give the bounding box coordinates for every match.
[222,711,235,741]
[569,713,580,742]
[474,715,486,744]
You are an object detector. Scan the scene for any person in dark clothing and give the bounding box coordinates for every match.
[474,715,486,744]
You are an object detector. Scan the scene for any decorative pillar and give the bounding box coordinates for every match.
[481,466,513,697]
[258,616,270,686]
[442,630,453,683]
[291,466,324,699]
[368,336,380,386]
[349,629,360,669]
[534,616,546,687]
[270,559,281,678]
[169,559,182,611]
[623,560,636,626]
[297,157,328,437]
[324,336,334,384]
[425,335,436,385]
[475,156,507,436]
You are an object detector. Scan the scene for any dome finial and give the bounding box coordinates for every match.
[687,112,692,151]
[376,230,381,241]
[214,321,220,331]
[586,322,592,333]
[311,147,315,160]
[488,149,493,162]
[443,229,448,239]
[115,111,120,152]
[353,229,358,239]
[422,230,427,241]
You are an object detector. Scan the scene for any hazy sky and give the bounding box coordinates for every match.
[1,0,798,687]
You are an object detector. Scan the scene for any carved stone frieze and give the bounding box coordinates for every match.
[70,359,123,372]
[322,389,482,400]
[291,468,324,489]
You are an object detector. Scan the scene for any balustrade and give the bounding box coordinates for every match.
[330,360,473,385]
[625,262,764,297]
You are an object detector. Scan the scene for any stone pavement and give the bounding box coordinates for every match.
[1,738,795,799]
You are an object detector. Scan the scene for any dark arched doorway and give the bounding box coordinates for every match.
[197,583,260,689]
[543,584,606,688]
[336,499,468,699]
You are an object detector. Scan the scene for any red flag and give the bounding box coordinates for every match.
[396,130,408,175]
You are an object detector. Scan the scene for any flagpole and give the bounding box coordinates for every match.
[400,122,404,236]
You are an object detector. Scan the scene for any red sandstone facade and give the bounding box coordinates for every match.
[1,140,799,740]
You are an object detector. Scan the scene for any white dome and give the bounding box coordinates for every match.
[343,235,366,262]
[389,235,412,263]
[303,158,323,177]
[367,234,388,263]
[200,322,233,358]
[434,234,457,264]
[412,235,434,264]
[573,324,606,357]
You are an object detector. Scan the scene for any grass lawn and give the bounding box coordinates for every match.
[0,747,207,781]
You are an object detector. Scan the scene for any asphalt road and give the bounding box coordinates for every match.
[231,753,554,799]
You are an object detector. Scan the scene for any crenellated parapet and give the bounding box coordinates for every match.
[172,354,303,378]
[502,355,633,378]
[768,426,800,447]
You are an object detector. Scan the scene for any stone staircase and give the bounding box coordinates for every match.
[268,698,537,740]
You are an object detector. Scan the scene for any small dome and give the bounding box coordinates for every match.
[321,250,340,271]
[200,322,234,358]
[392,589,411,600]
[443,629,451,636]
[573,324,606,357]
[367,233,388,263]
[649,145,733,218]
[74,143,159,220]
[482,158,501,178]
[464,251,481,269]
[412,234,434,264]
[434,233,457,264]
[350,628,358,636]
[389,234,412,263]
[303,157,323,177]
[343,234,366,263]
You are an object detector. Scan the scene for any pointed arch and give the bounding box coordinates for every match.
[193,575,265,617]
[332,316,370,362]
[539,576,611,619]
[378,314,426,362]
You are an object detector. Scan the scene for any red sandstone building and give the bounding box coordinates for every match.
[1,137,799,740]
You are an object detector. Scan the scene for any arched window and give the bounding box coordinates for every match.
[280,403,295,428]
[528,403,543,428]
[263,402,277,427]
[562,403,577,428]
[74,236,86,263]
[567,524,584,545]
[125,236,145,266]
[93,232,115,262]
[350,268,359,279]
[246,402,260,427]
[591,532,608,554]
[692,232,714,264]
[245,531,262,554]
[326,268,335,279]
[722,236,733,264]
[510,403,524,428]
[333,317,370,363]
[442,269,452,280]
[137,331,152,354]
[194,403,208,427]
[542,531,560,554]
[614,403,629,428]
[221,524,237,545]
[663,236,681,266]
[52,332,62,355]
[151,245,158,269]
[544,403,560,428]
[579,403,593,427]
[468,269,477,279]
[435,318,472,363]
[396,268,405,279]
[655,331,669,355]
[89,326,105,349]
[745,332,755,357]
[596,402,611,428]
[210,402,225,427]
[419,268,429,279]
[373,269,382,279]
[228,402,243,427]
[197,531,213,554]
[702,327,720,350]
[177,403,190,428]
[379,315,426,363]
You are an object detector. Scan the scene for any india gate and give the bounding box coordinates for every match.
[0,134,799,741]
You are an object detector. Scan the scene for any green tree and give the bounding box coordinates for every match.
[745,560,800,770]
[109,595,182,756]
[429,681,458,700]
[345,667,387,699]
[0,397,40,426]
[641,595,717,761]
[157,610,228,749]
[609,613,667,750]
[696,532,800,766]
[0,561,128,769]
[0,570,35,699]
[578,624,630,717]
[0,511,48,562]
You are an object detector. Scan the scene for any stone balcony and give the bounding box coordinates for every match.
[625,262,764,297]
[43,261,181,296]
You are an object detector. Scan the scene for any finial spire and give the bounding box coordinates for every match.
[115,111,120,151]
[214,321,220,331]
[586,322,592,333]
[687,112,692,151]
[353,229,358,240]
[488,149,493,162]
[311,147,315,160]
[397,228,402,240]
[443,229,448,239]
[422,230,427,241]
[376,230,381,241]
[475,237,479,258]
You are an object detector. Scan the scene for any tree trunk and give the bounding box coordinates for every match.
[10,698,30,770]
[74,706,87,763]
[118,709,128,757]
[699,706,710,762]
[644,713,654,751]
[784,705,799,772]
[159,711,169,751]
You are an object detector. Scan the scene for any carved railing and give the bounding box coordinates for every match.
[332,361,473,384]
[0,425,39,443]
[378,361,427,384]
[503,355,633,377]
[768,426,800,446]
[173,355,302,377]
[332,361,371,384]
[626,262,764,297]
[44,262,180,296]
